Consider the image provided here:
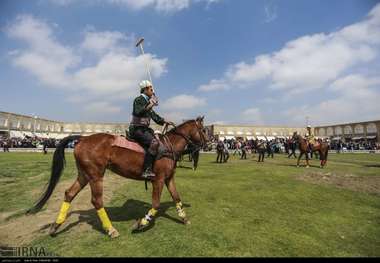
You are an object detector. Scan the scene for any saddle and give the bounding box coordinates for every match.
[112,136,145,153]
[111,134,176,160]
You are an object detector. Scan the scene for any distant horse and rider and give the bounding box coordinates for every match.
[292,125,329,168]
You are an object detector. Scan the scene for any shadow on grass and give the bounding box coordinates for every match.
[44,199,191,236]
[272,163,323,169]
[364,164,380,168]
[3,209,29,222]
[176,165,194,170]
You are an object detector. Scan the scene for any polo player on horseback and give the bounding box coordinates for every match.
[129,80,174,179]
[305,125,315,153]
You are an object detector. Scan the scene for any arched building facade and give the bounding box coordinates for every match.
[314,120,380,143]
[2,111,379,143]
[207,124,305,141]
[0,111,128,138]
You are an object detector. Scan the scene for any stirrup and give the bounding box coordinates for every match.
[142,168,156,178]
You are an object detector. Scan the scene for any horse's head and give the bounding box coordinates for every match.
[292,132,299,141]
[171,116,208,148]
[191,116,208,148]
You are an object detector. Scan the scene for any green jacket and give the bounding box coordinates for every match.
[129,95,165,133]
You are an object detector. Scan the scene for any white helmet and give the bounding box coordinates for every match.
[307,125,311,128]
[139,80,152,89]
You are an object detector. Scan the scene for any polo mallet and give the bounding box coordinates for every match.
[135,37,159,105]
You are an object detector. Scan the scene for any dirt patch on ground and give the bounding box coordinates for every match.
[0,173,129,247]
[296,172,380,195]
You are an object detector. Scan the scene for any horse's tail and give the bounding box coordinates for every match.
[27,135,81,214]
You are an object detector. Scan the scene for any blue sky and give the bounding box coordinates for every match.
[1,0,379,126]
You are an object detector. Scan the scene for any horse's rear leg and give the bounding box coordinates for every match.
[320,150,328,168]
[165,176,190,225]
[132,177,165,231]
[193,151,199,171]
[90,178,119,238]
[49,174,88,236]
[319,150,324,168]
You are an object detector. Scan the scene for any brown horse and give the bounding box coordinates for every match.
[292,134,329,168]
[27,116,208,238]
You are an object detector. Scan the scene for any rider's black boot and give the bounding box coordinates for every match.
[142,153,156,178]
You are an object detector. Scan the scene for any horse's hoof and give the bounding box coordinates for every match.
[49,223,61,236]
[131,219,141,231]
[108,227,120,238]
[182,218,191,225]
[131,219,150,232]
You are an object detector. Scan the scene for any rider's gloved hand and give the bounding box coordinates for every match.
[149,97,158,106]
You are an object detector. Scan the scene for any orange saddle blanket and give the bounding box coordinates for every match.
[111,136,145,153]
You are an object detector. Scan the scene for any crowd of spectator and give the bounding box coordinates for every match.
[207,136,380,154]
[1,134,379,153]
[208,137,288,154]
[329,140,379,151]
[0,135,80,152]
[0,136,60,149]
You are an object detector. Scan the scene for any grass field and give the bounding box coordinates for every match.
[0,151,379,257]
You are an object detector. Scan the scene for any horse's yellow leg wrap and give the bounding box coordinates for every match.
[148,208,158,217]
[140,208,158,226]
[97,208,113,231]
[176,202,186,219]
[56,201,71,225]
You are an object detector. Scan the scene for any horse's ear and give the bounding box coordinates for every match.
[196,115,204,122]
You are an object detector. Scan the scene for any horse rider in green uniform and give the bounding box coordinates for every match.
[129,80,174,179]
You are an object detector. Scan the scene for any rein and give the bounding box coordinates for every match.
[162,121,205,161]
[143,120,205,190]
[173,130,202,157]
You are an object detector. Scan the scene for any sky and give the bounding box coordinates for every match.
[0,0,380,126]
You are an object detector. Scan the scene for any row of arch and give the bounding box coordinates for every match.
[0,113,130,134]
[316,123,378,136]
[62,123,129,133]
[0,119,63,132]
[213,126,305,137]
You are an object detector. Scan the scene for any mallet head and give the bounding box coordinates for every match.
[135,37,144,47]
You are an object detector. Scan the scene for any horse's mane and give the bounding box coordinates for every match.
[167,119,196,134]
[296,134,307,142]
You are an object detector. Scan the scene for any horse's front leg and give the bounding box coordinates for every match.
[165,176,190,225]
[305,152,310,168]
[193,151,199,171]
[297,152,303,167]
[132,177,164,231]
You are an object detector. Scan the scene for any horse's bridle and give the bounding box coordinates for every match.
[171,121,206,148]
[163,120,207,156]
